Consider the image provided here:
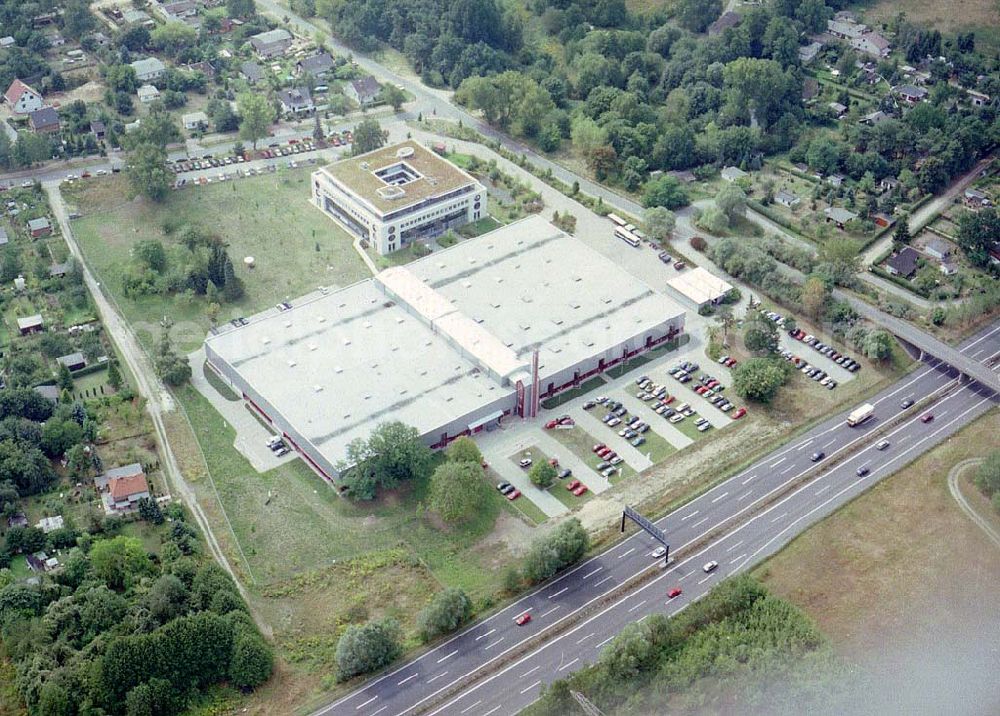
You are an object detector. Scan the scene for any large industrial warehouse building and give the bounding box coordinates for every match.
[311,140,487,255]
[205,215,686,481]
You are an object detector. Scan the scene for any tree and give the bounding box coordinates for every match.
[528,460,557,488]
[522,518,589,584]
[818,237,861,286]
[643,207,675,243]
[862,330,893,361]
[892,217,911,248]
[134,239,167,271]
[227,0,256,17]
[151,22,197,57]
[642,175,689,210]
[63,0,96,39]
[229,631,273,689]
[312,114,324,143]
[379,84,407,111]
[446,436,482,465]
[732,357,787,403]
[351,118,388,156]
[416,587,472,642]
[342,421,434,500]
[107,360,123,391]
[427,460,485,524]
[743,311,780,355]
[124,677,179,716]
[137,497,164,525]
[800,276,830,320]
[127,143,172,202]
[237,93,275,150]
[675,0,722,32]
[335,617,402,681]
[57,363,74,392]
[147,574,188,624]
[956,208,1000,267]
[716,182,747,221]
[90,536,153,591]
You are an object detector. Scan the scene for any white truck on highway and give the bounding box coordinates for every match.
[846,403,875,427]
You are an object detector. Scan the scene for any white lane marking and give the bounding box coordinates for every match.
[540,606,561,618]
[692,516,710,529]
[520,681,541,695]
[627,599,647,613]
[355,696,377,710]
[397,673,417,685]
[475,629,495,641]
[726,540,744,553]
[427,672,447,684]
[730,553,747,564]
[771,512,788,523]
[617,547,636,559]
[370,707,387,716]
[711,491,729,503]
[583,566,603,579]
[460,701,482,714]
[594,575,615,587]
[576,632,595,645]
[484,638,504,650]
[548,587,568,598]
[681,510,700,521]
[770,457,786,468]
[737,489,753,501]
[520,665,540,678]
[437,650,457,664]
[678,571,692,581]
[796,439,814,451]
[698,574,714,585]
[937,410,949,419]
[741,474,757,485]
[972,348,985,358]
[483,707,501,716]
[822,438,837,449]
[595,635,616,649]
[780,466,794,476]
[559,658,580,672]
[899,435,910,443]
[815,484,831,496]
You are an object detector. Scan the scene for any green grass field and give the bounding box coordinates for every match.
[69,170,369,354]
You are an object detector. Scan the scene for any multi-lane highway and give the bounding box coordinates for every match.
[315,322,1000,716]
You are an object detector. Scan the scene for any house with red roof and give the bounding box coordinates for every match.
[96,463,152,513]
[4,79,43,114]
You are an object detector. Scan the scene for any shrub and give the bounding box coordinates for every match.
[690,235,707,252]
[417,588,472,643]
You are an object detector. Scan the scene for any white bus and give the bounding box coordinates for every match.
[614,227,641,247]
[606,213,627,227]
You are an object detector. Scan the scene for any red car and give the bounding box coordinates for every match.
[662,395,675,405]
[515,612,532,626]
[725,358,737,367]
[566,479,580,491]
[597,448,612,458]
[545,420,558,429]
[921,413,934,423]
[694,386,706,394]
[548,457,559,467]
[592,443,606,453]
[732,407,747,419]
[506,489,521,501]
[573,484,588,496]
[667,587,682,599]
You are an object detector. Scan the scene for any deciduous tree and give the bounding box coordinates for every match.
[335,617,402,681]
[417,587,472,642]
[237,93,275,150]
[428,460,485,524]
[351,118,388,156]
[528,460,557,488]
[732,357,787,403]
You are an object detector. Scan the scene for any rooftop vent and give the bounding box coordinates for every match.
[360,162,369,169]
[462,281,472,289]
[363,321,372,329]
[343,338,351,346]
[318,316,326,323]
[308,343,317,351]
[334,366,343,373]
[287,359,297,367]
[262,337,270,344]
[396,316,405,324]
[376,185,406,200]
[396,146,415,158]
[313,385,323,392]
[284,320,292,328]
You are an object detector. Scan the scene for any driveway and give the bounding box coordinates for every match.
[475,427,569,518]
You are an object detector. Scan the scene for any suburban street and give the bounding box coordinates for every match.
[315,323,1000,716]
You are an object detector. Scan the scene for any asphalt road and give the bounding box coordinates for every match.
[316,321,1000,716]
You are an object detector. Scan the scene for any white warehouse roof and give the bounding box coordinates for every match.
[666,266,733,307]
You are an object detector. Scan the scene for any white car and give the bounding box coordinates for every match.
[518,458,532,469]
[651,547,667,558]
[703,560,718,573]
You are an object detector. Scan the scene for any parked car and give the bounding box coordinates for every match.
[566,480,580,491]
[733,407,747,419]
[572,484,588,496]
[506,489,521,500]
[519,458,532,468]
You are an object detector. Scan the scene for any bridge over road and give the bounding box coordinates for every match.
[838,292,1000,390]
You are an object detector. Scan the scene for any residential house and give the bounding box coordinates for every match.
[939,261,958,276]
[33,384,59,402]
[45,30,65,47]
[824,206,857,229]
[802,77,819,102]
[26,552,58,573]
[49,261,70,278]
[885,246,920,277]
[249,28,292,59]
[720,166,748,183]
[97,463,152,513]
[277,87,314,115]
[860,110,890,126]
[122,9,154,27]
[57,352,86,371]
[296,52,335,77]
[894,84,928,104]
[828,101,848,118]
[89,31,110,46]
[29,107,60,134]
[852,31,891,58]
[827,19,867,39]
[344,76,382,106]
[4,79,43,114]
[666,170,696,183]
[36,515,64,533]
[182,111,208,130]
[7,512,28,528]
[240,61,264,84]
[879,177,899,194]
[798,41,823,64]
[966,89,991,107]
[137,83,160,103]
[0,36,15,49]
[17,314,44,334]
[964,188,992,208]
[872,212,895,228]
[28,217,52,237]
[924,238,952,261]
[182,60,215,79]
[708,11,741,36]
[157,0,200,21]
[90,120,106,140]
[131,57,166,82]
[28,216,52,239]
[775,190,800,208]
[826,174,844,187]
[990,248,1000,267]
